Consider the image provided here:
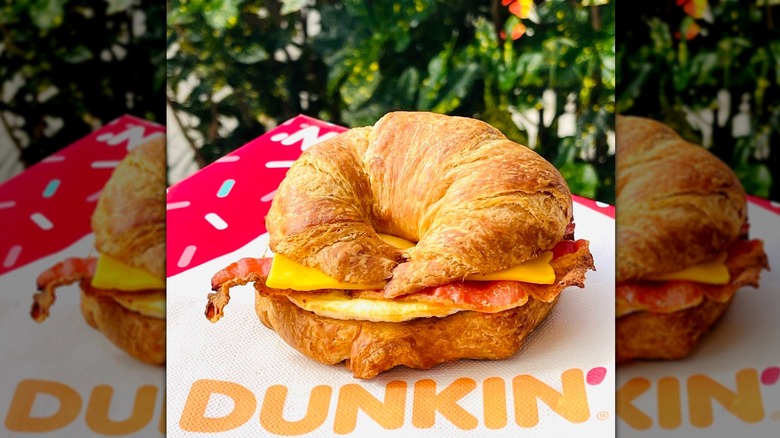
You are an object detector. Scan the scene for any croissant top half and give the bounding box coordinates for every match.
[266,111,573,297]
[616,115,746,282]
[91,135,166,280]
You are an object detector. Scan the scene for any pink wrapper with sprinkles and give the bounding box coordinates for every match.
[165,115,614,277]
[0,115,164,276]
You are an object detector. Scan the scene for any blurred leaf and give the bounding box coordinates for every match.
[229,43,269,64]
[393,32,411,53]
[336,38,382,110]
[516,53,545,87]
[340,52,382,111]
[689,52,718,86]
[61,44,93,63]
[429,62,479,114]
[163,0,617,203]
[204,0,242,30]
[325,48,350,95]
[106,0,135,15]
[734,164,772,199]
[29,0,66,29]
[417,43,478,113]
[558,162,599,199]
[618,2,778,200]
[280,0,307,15]
[397,67,420,107]
[3,0,165,170]
[417,53,448,110]
[616,62,650,113]
[0,3,21,24]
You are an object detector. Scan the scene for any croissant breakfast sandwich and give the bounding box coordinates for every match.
[31,136,166,365]
[615,115,769,362]
[206,111,595,379]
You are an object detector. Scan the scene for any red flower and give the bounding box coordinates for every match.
[675,0,708,39]
[501,0,534,40]
[676,0,707,19]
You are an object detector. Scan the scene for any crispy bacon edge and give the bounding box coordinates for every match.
[32,257,97,322]
[32,257,165,322]
[616,240,769,317]
[206,239,595,322]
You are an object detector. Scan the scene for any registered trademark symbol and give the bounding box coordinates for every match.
[771,410,780,421]
[596,411,609,420]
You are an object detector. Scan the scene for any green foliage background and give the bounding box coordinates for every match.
[168,0,616,204]
[0,0,166,168]
[617,0,780,200]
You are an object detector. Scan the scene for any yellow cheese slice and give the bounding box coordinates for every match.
[90,254,165,291]
[466,251,556,284]
[266,233,556,291]
[646,253,730,285]
[265,254,386,291]
[287,291,461,322]
[377,233,416,250]
[111,291,166,319]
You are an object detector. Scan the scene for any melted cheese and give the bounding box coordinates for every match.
[466,251,555,284]
[645,253,730,285]
[265,233,556,291]
[287,291,461,322]
[265,255,386,291]
[91,254,165,291]
[111,291,166,319]
[377,233,416,250]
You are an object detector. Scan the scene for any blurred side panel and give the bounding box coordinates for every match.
[0,0,165,183]
[0,2,166,437]
[616,1,779,437]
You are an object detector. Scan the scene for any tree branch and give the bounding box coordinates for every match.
[591,4,602,31]
[0,110,24,155]
[166,94,207,168]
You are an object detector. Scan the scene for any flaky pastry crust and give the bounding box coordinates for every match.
[615,116,767,362]
[616,116,746,282]
[92,135,166,279]
[255,290,558,379]
[267,112,573,297]
[616,296,732,362]
[80,289,165,365]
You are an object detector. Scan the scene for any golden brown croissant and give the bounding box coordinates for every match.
[92,135,166,279]
[80,288,166,365]
[32,135,166,365]
[209,112,595,378]
[616,115,746,282]
[255,291,558,379]
[615,115,768,362]
[205,238,593,378]
[267,111,573,297]
[616,296,732,362]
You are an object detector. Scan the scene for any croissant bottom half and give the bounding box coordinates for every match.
[255,289,558,379]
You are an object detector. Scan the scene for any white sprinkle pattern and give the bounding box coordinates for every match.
[3,245,21,268]
[265,161,295,169]
[30,213,54,230]
[167,201,192,210]
[177,245,197,268]
[90,160,121,169]
[205,213,228,230]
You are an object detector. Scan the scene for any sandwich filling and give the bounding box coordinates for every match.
[266,234,557,291]
[32,256,165,322]
[616,239,768,317]
[207,232,594,323]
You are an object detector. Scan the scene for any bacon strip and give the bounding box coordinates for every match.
[352,240,593,311]
[32,257,97,322]
[616,240,769,317]
[207,257,270,322]
[32,257,163,322]
[207,240,594,320]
